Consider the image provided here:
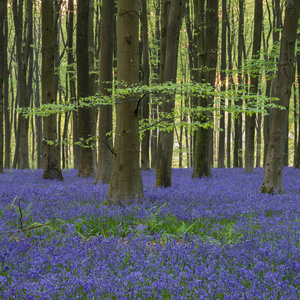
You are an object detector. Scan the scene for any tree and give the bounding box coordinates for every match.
[217,0,227,168]
[193,0,219,178]
[140,0,150,171]
[105,0,143,204]
[156,0,186,187]
[261,0,299,194]
[12,0,33,169]
[0,0,7,174]
[244,0,263,173]
[77,0,95,177]
[41,0,63,180]
[95,0,114,184]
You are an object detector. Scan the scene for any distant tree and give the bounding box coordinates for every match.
[156,0,186,187]
[41,0,63,180]
[193,0,219,178]
[105,0,144,204]
[12,0,33,169]
[217,0,227,168]
[77,0,95,177]
[140,0,150,171]
[0,0,7,174]
[261,0,299,193]
[244,0,263,173]
[95,0,114,184]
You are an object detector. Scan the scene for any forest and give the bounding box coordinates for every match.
[1,0,300,298]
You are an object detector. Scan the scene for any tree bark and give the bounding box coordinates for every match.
[218,0,227,168]
[140,0,150,171]
[261,0,299,193]
[95,0,114,184]
[244,0,263,173]
[156,0,186,187]
[193,0,219,178]
[0,0,7,173]
[41,0,63,180]
[77,0,95,177]
[105,0,144,204]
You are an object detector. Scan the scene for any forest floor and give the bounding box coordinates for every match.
[1,167,300,299]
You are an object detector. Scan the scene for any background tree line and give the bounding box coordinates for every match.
[0,0,299,201]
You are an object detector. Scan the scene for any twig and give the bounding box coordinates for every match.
[17,199,24,232]
[10,195,18,210]
[134,92,150,115]
[99,140,117,156]
[19,222,50,233]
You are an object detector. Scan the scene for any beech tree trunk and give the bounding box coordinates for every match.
[218,0,227,168]
[261,0,299,193]
[156,0,185,187]
[41,0,63,180]
[244,0,262,173]
[105,0,144,204]
[95,0,114,184]
[77,0,95,177]
[193,0,219,178]
[0,0,7,173]
[140,0,150,171]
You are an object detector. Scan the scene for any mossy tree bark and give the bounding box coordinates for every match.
[244,0,263,173]
[95,0,114,184]
[192,0,219,178]
[155,0,186,188]
[105,0,144,204]
[77,0,95,178]
[41,0,63,181]
[261,0,299,194]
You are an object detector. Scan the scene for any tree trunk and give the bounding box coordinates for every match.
[13,0,33,169]
[193,0,219,178]
[41,0,63,180]
[95,0,114,184]
[77,0,95,177]
[244,0,262,173]
[105,0,144,204]
[140,0,150,171]
[261,0,299,193]
[218,0,227,168]
[0,0,7,173]
[150,2,160,169]
[156,0,186,187]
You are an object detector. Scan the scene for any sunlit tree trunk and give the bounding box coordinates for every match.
[261,0,299,193]
[105,0,144,204]
[95,0,114,184]
[0,0,7,173]
[41,0,63,180]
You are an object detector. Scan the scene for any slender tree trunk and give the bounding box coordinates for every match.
[77,0,94,177]
[295,43,300,168]
[261,0,299,193]
[95,0,114,184]
[105,0,144,204]
[41,0,63,180]
[218,0,227,168]
[150,2,160,169]
[156,0,186,187]
[244,0,262,173]
[193,0,219,178]
[0,0,7,173]
[140,0,150,171]
[13,0,33,169]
